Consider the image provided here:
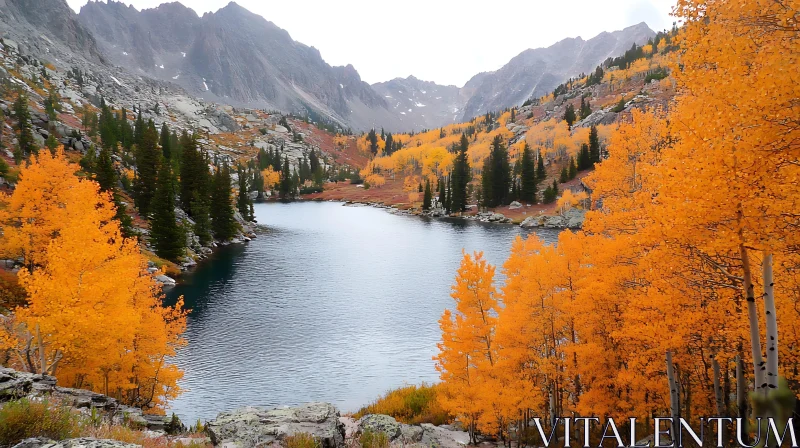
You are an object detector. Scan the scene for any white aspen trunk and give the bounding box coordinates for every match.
[713,358,724,416]
[35,325,46,375]
[762,252,779,390]
[736,354,748,444]
[549,384,556,429]
[666,351,680,442]
[741,245,767,394]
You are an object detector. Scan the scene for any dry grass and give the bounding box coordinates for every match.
[358,430,389,448]
[282,433,320,448]
[0,399,209,448]
[0,399,81,447]
[354,384,451,426]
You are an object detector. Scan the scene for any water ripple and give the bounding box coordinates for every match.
[165,202,561,423]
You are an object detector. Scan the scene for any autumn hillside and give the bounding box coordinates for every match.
[306,30,677,225]
[430,1,800,446]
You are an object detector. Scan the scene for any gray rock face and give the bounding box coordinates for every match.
[12,439,139,448]
[75,0,652,132]
[0,368,163,430]
[460,22,655,120]
[356,414,402,440]
[370,76,464,133]
[474,211,512,224]
[520,208,586,229]
[77,1,390,132]
[1,0,105,63]
[207,403,346,448]
[351,415,461,446]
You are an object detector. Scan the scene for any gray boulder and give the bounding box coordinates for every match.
[520,216,541,228]
[564,208,587,228]
[12,438,139,448]
[33,132,46,148]
[154,275,176,286]
[356,414,402,440]
[207,403,346,448]
[543,215,566,228]
[399,424,425,442]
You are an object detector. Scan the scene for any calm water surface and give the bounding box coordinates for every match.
[165,202,560,423]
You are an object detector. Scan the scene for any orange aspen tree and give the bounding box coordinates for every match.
[434,252,498,444]
[667,0,800,393]
[0,150,187,413]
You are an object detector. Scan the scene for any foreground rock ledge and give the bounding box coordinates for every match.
[13,439,139,448]
[207,403,346,448]
[0,368,169,430]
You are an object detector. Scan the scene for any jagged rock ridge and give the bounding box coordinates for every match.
[77,1,392,131]
[77,0,654,131]
[459,22,656,120]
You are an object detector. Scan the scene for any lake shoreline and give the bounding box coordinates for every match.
[164,202,554,424]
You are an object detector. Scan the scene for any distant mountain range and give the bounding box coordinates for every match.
[1,0,654,132]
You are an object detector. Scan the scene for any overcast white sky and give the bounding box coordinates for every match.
[66,0,677,87]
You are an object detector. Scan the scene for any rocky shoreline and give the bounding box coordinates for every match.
[305,198,586,230]
[1,369,471,448]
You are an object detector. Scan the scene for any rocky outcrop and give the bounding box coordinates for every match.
[12,439,139,448]
[77,1,391,132]
[370,76,464,132]
[206,403,346,448]
[351,415,469,448]
[474,211,512,224]
[2,0,105,63]
[0,368,169,431]
[356,414,402,440]
[460,22,654,120]
[520,208,586,229]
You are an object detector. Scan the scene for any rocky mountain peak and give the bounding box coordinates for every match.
[3,0,104,62]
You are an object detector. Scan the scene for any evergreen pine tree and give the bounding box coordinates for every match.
[564,103,577,129]
[134,109,145,146]
[568,156,578,180]
[589,125,601,165]
[578,143,591,170]
[560,166,569,183]
[384,133,394,156]
[579,96,592,119]
[160,123,172,160]
[536,149,546,181]
[450,134,472,213]
[150,163,185,261]
[133,121,160,217]
[45,134,59,153]
[279,157,292,199]
[237,166,253,221]
[95,146,117,192]
[309,149,321,173]
[481,135,512,207]
[14,92,36,158]
[180,133,204,215]
[191,193,212,246]
[367,129,378,155]
[520,143,537,204]
[543,179,559,204]
[423,178,432,211]
[95,145,134,238]
[210,164,237,241]
[119,108,134,149]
